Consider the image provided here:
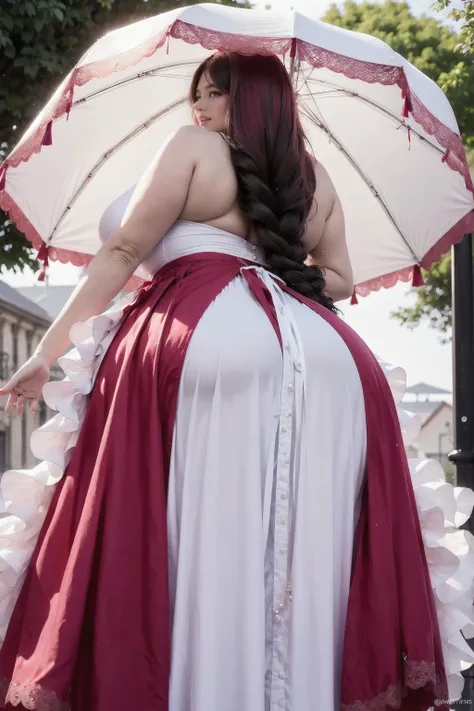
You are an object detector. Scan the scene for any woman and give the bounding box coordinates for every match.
[0,53,448,711]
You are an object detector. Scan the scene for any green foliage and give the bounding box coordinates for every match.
[0,0,246,274]
[391,253,452,339]
[323,1,473,336]
[323,0,474,145]
[433,0,474,56]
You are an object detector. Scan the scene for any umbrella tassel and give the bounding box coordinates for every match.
[401,94,412,118]
[65,86,74,120]
[397,121,412,150]
[412,264,425,287]
[442,148,450,164]
[42,120,53,146]
[37,244,50,282]
[0,163,7,191]
[290,38,297,58]
[350,288,359,305]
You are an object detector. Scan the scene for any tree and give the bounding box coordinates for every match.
[433,0,474,55]
[391,253,452,340]
[323,1,474,144]
[323,1,474,336]
[0,0,244,274]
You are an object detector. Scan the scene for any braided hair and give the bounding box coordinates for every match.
[190,52,336,312]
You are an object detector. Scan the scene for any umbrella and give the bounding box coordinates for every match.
[0,2,473,298]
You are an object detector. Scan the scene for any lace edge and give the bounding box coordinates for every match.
[0,191,143,293]
[341,659,448,711]
[0,678,70,711]
[2,20,470,184]
[0,18,471,295]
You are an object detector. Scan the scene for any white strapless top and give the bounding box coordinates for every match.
[99,186,267,279]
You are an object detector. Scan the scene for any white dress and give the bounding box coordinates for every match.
[100,201,368,711]
[0,204,472,710]
[164,225,367,711]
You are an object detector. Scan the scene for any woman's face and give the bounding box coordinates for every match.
[192,71,229,133]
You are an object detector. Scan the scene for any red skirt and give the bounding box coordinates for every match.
[0,254,448,711]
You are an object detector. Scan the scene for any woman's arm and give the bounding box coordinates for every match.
[306,194,354,302]
[33,126,198,367]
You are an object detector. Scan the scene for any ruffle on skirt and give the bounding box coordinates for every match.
[0,292,135,648]
[377,359,474,702]
[0,295,472,703]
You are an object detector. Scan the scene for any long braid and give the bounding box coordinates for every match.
[190,52,338,312]
[227,140,337,312]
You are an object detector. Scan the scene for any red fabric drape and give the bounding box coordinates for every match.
[0,254,447,711]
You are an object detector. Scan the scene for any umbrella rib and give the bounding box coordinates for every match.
[47,96,189,244]
[302,76,444,156]
[299,102,420,262]
[299,68,422,261]
[47,62,427,262]
[71,61,200,106]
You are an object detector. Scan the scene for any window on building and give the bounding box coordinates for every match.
[39,400,47,428]
[26,334,33,360]
[21,411,27,467]
[11,324,18,371]
[0,432,7,475]
[0,352,8,382]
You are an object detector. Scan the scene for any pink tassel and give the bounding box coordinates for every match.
[412,264,424,287]
[0,163,7,191]
[37,243,50,282]
[42,120,53,146]
[350,288,359,305]
[397,122,412,150]
[65,86,74,120]
[442,148,450,164]
[290,38,297,58]
[401,94,412,119]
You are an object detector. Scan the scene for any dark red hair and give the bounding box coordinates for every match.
[190,53,334,310]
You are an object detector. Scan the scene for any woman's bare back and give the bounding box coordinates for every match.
[179,128,335,254]
[120,125,352,301]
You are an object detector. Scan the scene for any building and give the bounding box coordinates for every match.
[18,284,75,322]
[0,280,53,473]
[403,382,453,479]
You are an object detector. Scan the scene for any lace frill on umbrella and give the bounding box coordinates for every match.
[0,18,472,288]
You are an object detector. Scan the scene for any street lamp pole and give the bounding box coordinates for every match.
[449,232,474,708]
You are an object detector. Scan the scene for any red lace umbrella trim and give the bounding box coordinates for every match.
[0,19,472,295]
[0,192,142,292]
[353,209,474,298]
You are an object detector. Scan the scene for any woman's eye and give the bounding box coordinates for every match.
[209,91,221,97]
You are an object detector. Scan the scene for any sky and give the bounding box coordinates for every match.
[254,0,455,18]
[0,0,458,393]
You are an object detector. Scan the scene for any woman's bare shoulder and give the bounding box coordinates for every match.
[303,158,339,251]
[169,124,227,154]
[314,160,338,210]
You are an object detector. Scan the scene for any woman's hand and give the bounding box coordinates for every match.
[0,355,51,416]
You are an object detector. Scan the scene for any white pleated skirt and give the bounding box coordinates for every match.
[167,270,367,711]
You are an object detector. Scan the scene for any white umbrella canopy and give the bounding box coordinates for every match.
[1,2,473,296]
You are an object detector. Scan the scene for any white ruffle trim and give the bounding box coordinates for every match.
[0,293,134,645]
[379,358,474,703]
[0,305,471,704]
